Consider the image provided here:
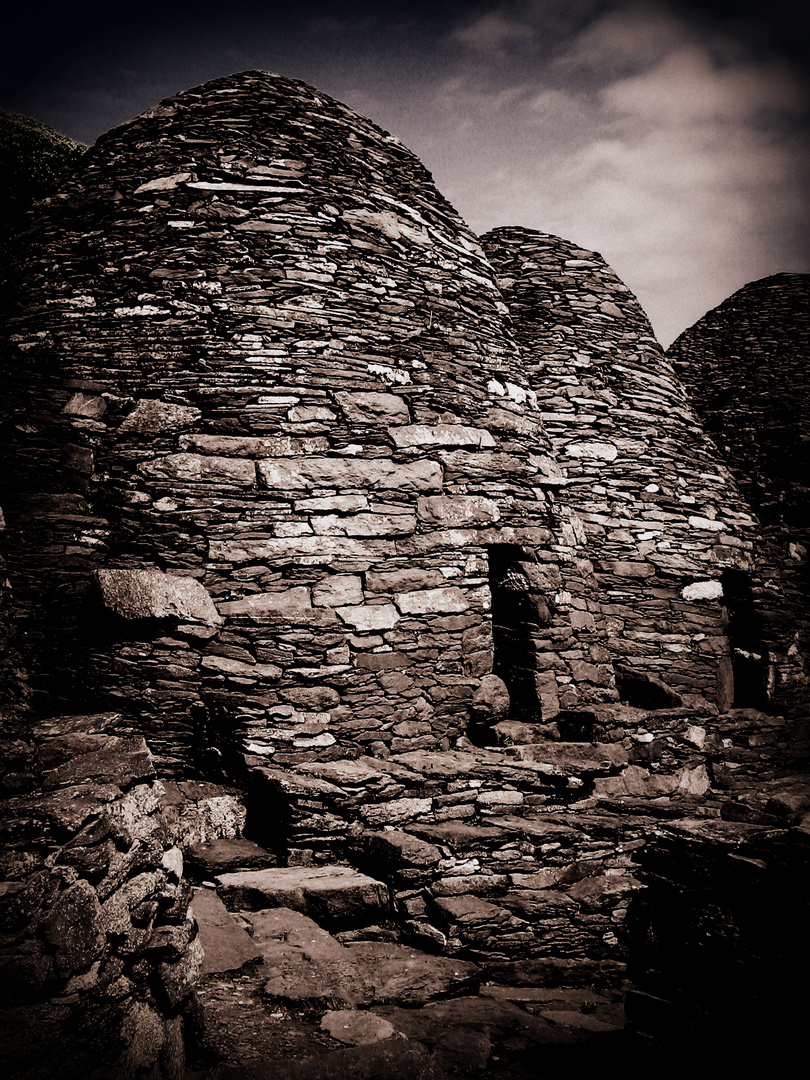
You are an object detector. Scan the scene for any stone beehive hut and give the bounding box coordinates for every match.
[482,228,763,710]
[3,71,808,1080]
[668,274,810,716]
[1,71,610,775]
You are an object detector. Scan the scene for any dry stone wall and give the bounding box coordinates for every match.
[2,71,600,774]
[0,711,200,1080]
[668,274,810,721]
[482,228,763,712]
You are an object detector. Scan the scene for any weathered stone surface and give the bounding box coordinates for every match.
[185,837,276,877]
[335,392,410,423]
[469,675,510,723]
[120,398,201,434]
[312,576,364,608]
[192,887,263,974]
[216,867,389,925]
[336,604,400,631]
[94,569,221,624]
[257,458,442,492]
[218,588,319,620]
[416,496,499,526]
[140,452,256,485]
[395,588,467,615]
[389,425,496,449]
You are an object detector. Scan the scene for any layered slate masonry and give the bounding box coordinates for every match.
[482,228,763,715]
[1,71,600,774]
[1,68,807,1077]
[668,274,810,727]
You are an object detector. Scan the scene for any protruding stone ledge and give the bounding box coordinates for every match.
[94,569,221,624]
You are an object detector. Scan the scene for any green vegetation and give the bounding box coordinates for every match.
[0,109,86,262]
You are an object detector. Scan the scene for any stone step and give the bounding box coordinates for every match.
[215,865,391,928]
[192,887,263,975]
[186,836,278,880]
[240,906,479,1010]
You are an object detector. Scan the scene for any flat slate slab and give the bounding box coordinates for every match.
[238,907,479,1010]
[215,865,390,926]
[192,888,263,975]
[186,837,277,878]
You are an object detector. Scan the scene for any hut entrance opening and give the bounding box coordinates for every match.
[488,544,550,722]
[721,568,770,709]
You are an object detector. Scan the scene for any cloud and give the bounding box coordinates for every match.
[414,0,810,345]
[451,9,535,55]
[602,44,805,122]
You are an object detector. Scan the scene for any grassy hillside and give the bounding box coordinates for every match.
[0,110,86,261]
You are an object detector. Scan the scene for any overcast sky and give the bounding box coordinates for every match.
[2,0,808,346]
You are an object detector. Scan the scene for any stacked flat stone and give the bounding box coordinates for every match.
[0,712,199,1080]
[2,72,593,773]
[668,274,810,721]
[483,228,761,708]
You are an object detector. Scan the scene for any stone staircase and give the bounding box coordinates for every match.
[171,701,809,1075]
[185,861,637,1078]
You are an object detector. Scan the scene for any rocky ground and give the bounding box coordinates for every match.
[184,876,648,1079]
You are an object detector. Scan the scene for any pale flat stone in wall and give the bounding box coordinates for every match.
[312,575,365,608]
[389,425,497,449]
[120,399,202,434]
[335,391,411,422]
[140,453,256,486]
[257,457,443,493]
[336,604,401,631]
[681,581,724,601]
[416,496,500,526]
[395,587,468,615]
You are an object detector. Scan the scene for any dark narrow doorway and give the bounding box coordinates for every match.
[721,568,769,709]
[488,544,550,722]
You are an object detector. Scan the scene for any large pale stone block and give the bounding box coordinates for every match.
[139,452,255,486]
[312,575,365,608]
[336,604,400,630]
[218,587,321,619]
[215,866,389,924]
[335,391,410,422]
[389,424,496,449]
[257,457,442,492]
[395,587,467,614]
[120,399,201,434]
[681,580,724,601]
[417,495,500,526]
[564,441,618,461]
[366,568,445,592]
[310,512,416,537]
[94,569,221,625]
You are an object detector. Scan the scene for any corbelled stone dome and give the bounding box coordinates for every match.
[668,273,810,715]
[483,227,764,709]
